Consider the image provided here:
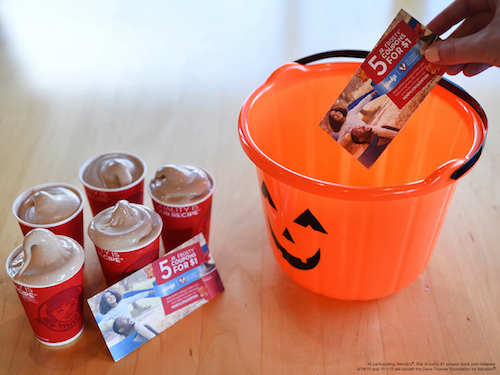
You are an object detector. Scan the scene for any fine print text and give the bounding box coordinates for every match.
[356,361,497,372]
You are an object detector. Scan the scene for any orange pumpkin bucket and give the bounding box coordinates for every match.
[238,50,487,300]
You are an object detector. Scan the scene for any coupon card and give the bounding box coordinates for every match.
[87,233,224,362]
[318,9,443,168]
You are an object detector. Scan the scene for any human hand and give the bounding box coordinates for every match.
[424,0,500,76]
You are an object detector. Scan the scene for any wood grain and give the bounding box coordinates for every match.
[0,1,499,374]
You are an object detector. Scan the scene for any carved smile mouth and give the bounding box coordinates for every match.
[268,220,321,270]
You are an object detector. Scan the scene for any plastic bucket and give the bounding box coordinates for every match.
[238,50,487,300]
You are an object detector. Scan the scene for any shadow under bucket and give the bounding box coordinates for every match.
[238,50,488,300]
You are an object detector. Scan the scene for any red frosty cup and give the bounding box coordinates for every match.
[147,166,215,253]
[12,183,85,248]
[93,236,161,285]
[6,230,85,346]
[88,200,163,285]
[79,152,147,216]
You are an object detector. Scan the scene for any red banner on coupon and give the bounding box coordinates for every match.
[361,20,418,84]
[152,243,204,285]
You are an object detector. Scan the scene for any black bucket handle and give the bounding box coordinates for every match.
[295,50,488,180]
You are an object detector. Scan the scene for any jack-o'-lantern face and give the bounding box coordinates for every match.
[261,181,327,270]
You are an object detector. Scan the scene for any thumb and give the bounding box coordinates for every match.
[425,20,500,67]
[425,35,484,65]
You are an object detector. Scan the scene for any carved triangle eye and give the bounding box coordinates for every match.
[294,209,327,234]
[261,181,276,211]
[283,228,294,243]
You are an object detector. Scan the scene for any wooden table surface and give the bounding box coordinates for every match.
[1,1,499,374]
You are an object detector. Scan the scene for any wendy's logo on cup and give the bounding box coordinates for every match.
[36,286,83,332]
[16,285,37,299]
[97,249,124,264]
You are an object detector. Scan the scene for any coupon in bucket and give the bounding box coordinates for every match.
[318,9,444,168]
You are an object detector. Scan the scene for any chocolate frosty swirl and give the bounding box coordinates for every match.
[88,200,162,251]
[17,186,81,225]
[82,153,144,189]
[149,165,213,205]
[8,229,84,286]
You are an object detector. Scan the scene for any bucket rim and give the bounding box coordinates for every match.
[238,53,488,201]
